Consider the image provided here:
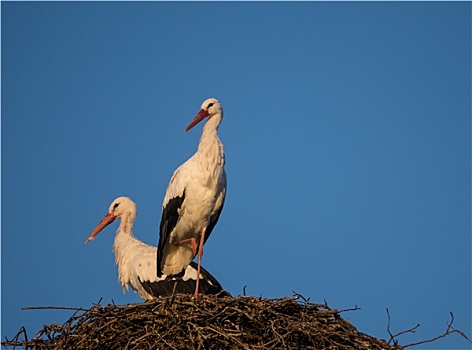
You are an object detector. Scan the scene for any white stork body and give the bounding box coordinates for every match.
[85,197,225,300]
[158,98,226,295]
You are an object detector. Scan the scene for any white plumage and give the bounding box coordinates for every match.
[157,98,227,295]
[85,197,225,300]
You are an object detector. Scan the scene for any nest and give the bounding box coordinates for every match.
[3,293,403,350]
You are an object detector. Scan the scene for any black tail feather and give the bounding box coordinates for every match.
[141,262,230,298]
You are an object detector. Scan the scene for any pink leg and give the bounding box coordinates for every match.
[178,237,198,257]
[194,228,206,296]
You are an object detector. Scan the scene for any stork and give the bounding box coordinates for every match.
[157,97,226,296]
[85,197,226,300]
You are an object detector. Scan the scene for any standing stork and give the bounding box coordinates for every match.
[157,97,226,296]
[85,197,226,300]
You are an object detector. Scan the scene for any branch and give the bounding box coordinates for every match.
[3,326,28,344]
[339,305,361,313]
[386,308,420,346]
[387,309,472,348]
[403,312,472,348]
[291,291,310,304]
[22,306,87,311]
[22,297,103,313]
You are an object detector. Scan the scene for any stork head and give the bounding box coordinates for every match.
[185,97,223,132]
[85,197,136,244]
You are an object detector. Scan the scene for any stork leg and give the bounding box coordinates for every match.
[194,227,206,296]
[177,237,198,257]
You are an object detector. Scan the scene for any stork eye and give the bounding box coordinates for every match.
[113,203,120,210]
[207,103,214,108]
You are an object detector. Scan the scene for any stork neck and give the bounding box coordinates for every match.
[116,212,135,239]
[112,214,138,293]
[113,212,137,276]
[196,114,225,179]
[199,114,222,149]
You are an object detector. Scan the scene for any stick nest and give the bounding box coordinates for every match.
[3,294,403,350]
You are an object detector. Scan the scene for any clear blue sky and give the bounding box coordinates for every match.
[2,2,471,349]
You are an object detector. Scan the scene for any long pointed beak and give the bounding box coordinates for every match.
[185,109,210,132]
[85,212,116,244]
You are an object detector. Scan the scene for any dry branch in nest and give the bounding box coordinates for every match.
[1,293,465,350]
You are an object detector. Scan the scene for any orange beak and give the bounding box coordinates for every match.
[85,212,116,244]
[184,109,210,132]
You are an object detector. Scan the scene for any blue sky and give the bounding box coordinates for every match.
[2,2,471,348]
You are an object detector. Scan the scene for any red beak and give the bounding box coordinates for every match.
[85,212,116,244]
[185,109,210,132]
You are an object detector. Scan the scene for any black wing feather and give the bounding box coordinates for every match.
[203,199,225,245]
[157,190,186,277]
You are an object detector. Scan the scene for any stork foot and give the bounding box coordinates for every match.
[177,237,198,257]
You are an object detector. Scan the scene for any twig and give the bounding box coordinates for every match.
[403,312,472,348]
[170,282,178,304]
[339,305,361,313]
[21,306,87,311]
[387,308,420,346]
